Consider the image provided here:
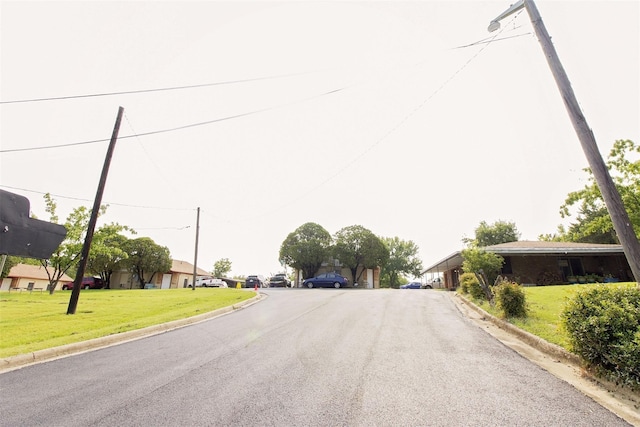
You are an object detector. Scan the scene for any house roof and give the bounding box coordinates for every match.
[170,260,209,276]
[7,263,73,282]
[422,241,625,274]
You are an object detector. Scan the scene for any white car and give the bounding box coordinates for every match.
[207,278,228,288]
[195,276,228,288]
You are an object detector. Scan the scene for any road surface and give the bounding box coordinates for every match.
[0,289,631,426]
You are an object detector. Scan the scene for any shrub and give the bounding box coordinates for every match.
[562,285,640,390]
[459,272,485,300]
[494,281,527,318]
[458,272,474,294]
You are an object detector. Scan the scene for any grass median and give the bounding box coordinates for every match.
[0,288,255,359]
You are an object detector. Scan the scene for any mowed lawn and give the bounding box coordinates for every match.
[0,288,255,358]
[474,282,637,350]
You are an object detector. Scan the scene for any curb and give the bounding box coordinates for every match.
[451,292,640,425]
[1,292,263,373]
[453,293,581,366]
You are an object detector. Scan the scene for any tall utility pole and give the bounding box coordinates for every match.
[67,106,124,314]
[488,0,640,284]
[192,207,200,291]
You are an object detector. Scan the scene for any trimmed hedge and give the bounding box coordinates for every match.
[562,285,640,390]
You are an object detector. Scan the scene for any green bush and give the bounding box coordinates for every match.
[562,285,640,390]
[459,272,485,300]
[459,272,474,294]
[494,281,527,318]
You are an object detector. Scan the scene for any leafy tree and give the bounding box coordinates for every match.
[86,223,134,288]
[558,139,639,243]
[461,247,504,304]
[39,193,106,294]
[463,220,520,247]
[380,237,423,288]
[1,255,19,278]
[125,237,172,288]
[333,225,389,286]
[213,258,232,278]
[279,223,332,279]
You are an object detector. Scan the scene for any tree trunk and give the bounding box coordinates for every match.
[474,271,494,304]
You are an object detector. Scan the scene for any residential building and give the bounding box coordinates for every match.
[422,241,632,289]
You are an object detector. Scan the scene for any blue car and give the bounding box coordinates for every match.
[400,282,423,289]
[303,273,349,289]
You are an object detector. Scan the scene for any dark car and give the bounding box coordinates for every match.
[268,273,291,287]
[400,281,422,289]
[245,275,267,288]
[303,272,349,289]
[400,281,431,289]
[62,277,105,290]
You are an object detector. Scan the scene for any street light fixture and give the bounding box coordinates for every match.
[487,0,524,32]
[488,0,640,284]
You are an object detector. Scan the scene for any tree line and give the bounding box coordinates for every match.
[279,223,423,288]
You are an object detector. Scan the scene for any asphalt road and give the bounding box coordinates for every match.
[0,289,631,426]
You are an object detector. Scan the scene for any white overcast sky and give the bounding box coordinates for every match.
[1,1,638,278]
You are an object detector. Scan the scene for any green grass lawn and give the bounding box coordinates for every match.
[473,283,637,350]
[0,288,254,358]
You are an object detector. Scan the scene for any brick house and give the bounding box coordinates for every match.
[422,241,632,289]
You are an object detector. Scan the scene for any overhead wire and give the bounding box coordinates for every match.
[235,10,525,222]
[0,184,195,211]
[2,13,524,219]
[0,86,348,153]
[0,70,316,105]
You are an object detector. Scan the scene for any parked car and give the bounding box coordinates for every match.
[196,276,228,288]
[62,277,105,290]
[400,281,433,289]
[246,275,267,288]
[303,273,349,289]
[400,281,422,289]
[268,273,291,287]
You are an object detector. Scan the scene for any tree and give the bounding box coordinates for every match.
[380,237,423,288]
[213,258,232,278]
[279,223,332,279]
[39,193,105,294]
[558,139,639,243]
[464,220,520,248]
[461,247,504,304]
[333,225,389,286]
[86,223,134,288]
[125,237,172,288]
[1,255,19,278]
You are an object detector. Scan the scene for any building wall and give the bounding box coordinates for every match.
[8,277,62,291]
[502,254,632,285]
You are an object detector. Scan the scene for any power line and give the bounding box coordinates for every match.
[0,86,348,153]
[234,14,518,223]
[0,71,315,105]
[0,185,195,211]
[453,32,531,49]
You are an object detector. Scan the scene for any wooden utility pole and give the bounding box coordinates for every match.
[522,0,640,284]
[490,1,640,284]
[192,207,200,291]
[67,106,124,314]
